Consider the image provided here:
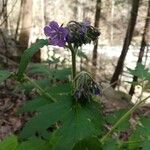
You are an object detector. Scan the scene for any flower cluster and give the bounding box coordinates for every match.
[44,20,100,48]
[67,21,100,47]
[73,72,102,103]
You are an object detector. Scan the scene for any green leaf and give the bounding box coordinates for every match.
[140,139,150,150]
[48,83,72,98]
[103,139,118,150]
[105,109,130,131]
[20,95,72,139]
[127,63,150,81]
[54,101,102,150]
[18,79,51,94]
[27,63,51,77]
[128,117,150,150]
[0,135,18,150]
[18,96,50,113]
[20,95,102,150]
[17,39,48,80]
[0,70,11,83]
[51,68,71,80]
[28,64,71,80]
[17,137,50,150]
[73,137,102,150]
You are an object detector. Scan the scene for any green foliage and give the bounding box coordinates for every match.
[54,101,102,150]
[1,38,149,150]
[17,137,51,150]
[103,139,118,150]
[105,109,130,131]
[128,117,150,150]
[127,63,150,83]
[0,136,51,150]
[0,135,17,150]
[17,96,50,113]
[18,79,50,94]
[17,39,48,80]
[19,93,102,149]
[28,63,71,80]
[73,137,102,150]
[0,70,11,83]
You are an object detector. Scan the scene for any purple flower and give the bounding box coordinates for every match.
[44,21,68,47]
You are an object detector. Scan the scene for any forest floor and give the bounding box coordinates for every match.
[0,82,27,139]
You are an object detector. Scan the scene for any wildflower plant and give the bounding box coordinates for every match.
[0,21,150,150]
[17,20,103,149]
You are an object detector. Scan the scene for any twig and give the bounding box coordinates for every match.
[0,0,18,26]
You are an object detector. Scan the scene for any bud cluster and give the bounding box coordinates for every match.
[73,72,102,103]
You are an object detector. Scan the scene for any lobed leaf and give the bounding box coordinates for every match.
[127,63,150,81]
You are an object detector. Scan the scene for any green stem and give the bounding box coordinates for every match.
[71,50,76,80]
[68,44,77,88]
[24,74,57,102]
[100,95,150,144]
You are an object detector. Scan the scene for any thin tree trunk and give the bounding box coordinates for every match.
[144,46,149,66]
[129,0,150,95]
[15,0,23,40]
[18,0,32,56]
[2,0,8,28]
[92,0,101,67]
[110,0,140,88]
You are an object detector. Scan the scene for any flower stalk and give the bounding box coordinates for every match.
[68,43,77,87]
[71,50,76,81]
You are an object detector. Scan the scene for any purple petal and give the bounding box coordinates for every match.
[44,26,52,36]
[57,40,66,47]
[44,21,68,47]
[49,21,59,30]
[50,37,59,46]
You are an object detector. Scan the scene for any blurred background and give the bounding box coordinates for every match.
[0,0,150,100]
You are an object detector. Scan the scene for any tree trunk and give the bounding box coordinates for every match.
[110,0,140,88]
[15,0,23,40]
[92,0,101,67]
[129,0,150,95]
[18,0,32,56]
[1,0,8,28]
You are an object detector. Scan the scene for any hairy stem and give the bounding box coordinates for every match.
[100,95,150,144]
[24,74,57,102]
[71,50,76,80]
[68,44,77,88]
